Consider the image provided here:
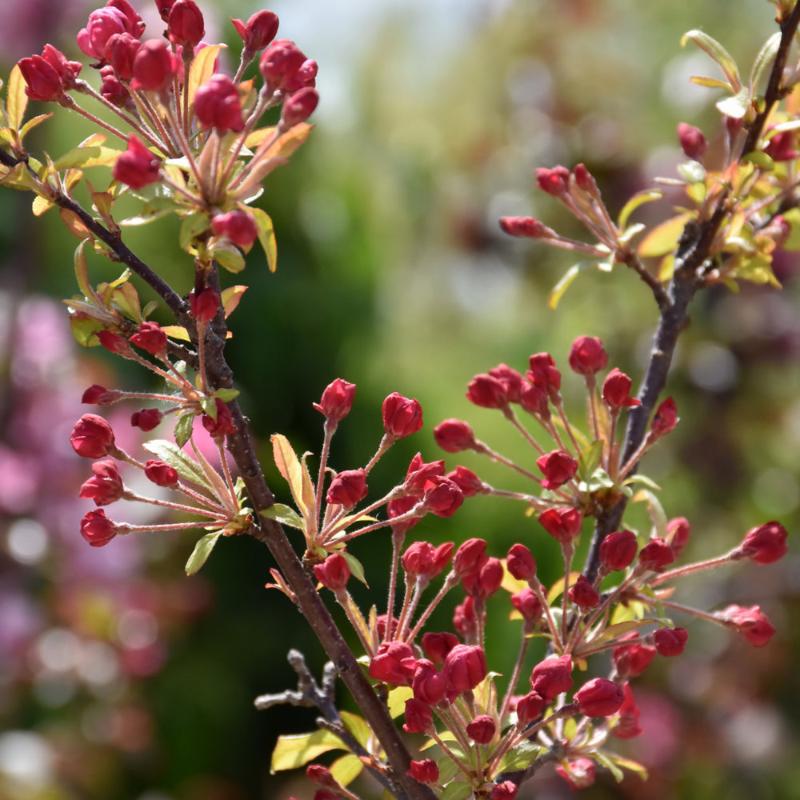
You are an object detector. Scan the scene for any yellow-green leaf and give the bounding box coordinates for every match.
[330,754,363,787]
[260,503,305,531]
[270,729,345,773]
[6,64,27,131]
[681,29,741,91]
[185,531,222,575]
[161,324,191,342]
[271,434,310,519]
[617,190,663,230]
[19,112,52,141]
[187,44,224,106]
[340,711,371,748]
[638,214,691,259]
[548,262,585,310]
[387,686,413,719]
[221,284,248,317]
[250,206,278,272]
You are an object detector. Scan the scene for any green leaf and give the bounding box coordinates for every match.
[55,146,101,170]
[178,212,209,252]
[221,284,248,318]
[213,387,240,402]
[497,741,544,773]
[750,32,781,94]
[606,753,649,781]
[342,552,368,586]
[212,241,246,273]
[250,207,278,272]
[387,686,413,719]
[330,753,363,787]
[631,488,668,539]
[681,29,741,91]
[440,781,473,800]
[270,729,345,773]
[143,439,213,491]
[617,190,662,230]
[6,64,28,131]
[69,314,104,347]
[185,531,222,575]
[187,44,224,106]
[270,434,312,520]
[638,214,691,259]
[19,113,52,141]
[548,262,586,310]
[260,503,305,531]
[623,474,661,492]
[340,711,372,748]
[742,151,775,171]
[595,752,625,783]
[173,412,195,448]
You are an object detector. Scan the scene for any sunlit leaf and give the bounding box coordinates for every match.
[260,503,305,530]
[681,29,741,91]
[270,729,345,773]
[548,262,586,310]
[638,214,691,258]
[221,284,248,317]
[716,88,750,119]
[617,190,663,229]
[187,44,224,106]
[250,206,278,272]
[271,434,311,519]
[340,711,371,749]
[750,32,781,93]
[185,531,222,575]
[329,753,363,787]
[342,551,368,586]
[143,439,213,491]
[6,64,27,131]
[387,686,413,719]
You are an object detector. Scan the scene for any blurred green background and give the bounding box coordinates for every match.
[0,0,798,798]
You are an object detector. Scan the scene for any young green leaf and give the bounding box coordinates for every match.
[250,207,278,272]
[270,729,346,773]
[750,32,781,94]
[329,753,363,787]
[6,64,28,132]
[548,262,586,310]
[260,503,305,530]
[617,190,663,230]
[173,413,195,448]
[185,531,222,576]
[681,29,741,91]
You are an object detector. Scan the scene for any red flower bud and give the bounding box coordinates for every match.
[129,321,167,356]
[71,414,115,458]
[114,135,161,189]
[306,764,335,787]
[446,466,483,497]
[106,32,140,79]
[568,335,608,376]
[568,575,600,610]
[677,122,707,160]
[612,683,642,740]
[556,757,596,790]
[466,714,496,744]
[491,781,518,800]
[536,165,570,196]
[144,459,179,487]
[79,459,124,505]
[407,759,438,784]
[739,521,788,564]
[421,632,459,665]
[530,655,573,701]
[404,453,445,495]
[454,537,487,578]
[40,44,82,87]
[212,209,257,248]
[599,529,638,572]
[403,541,453,581]
[575,677,624,717]
[18,55,63,102]
[507,543,536,581]
[156,0,176,21]
[326,469,368,509]
[467,557,502,599]
[654,626,688,657]
[519,380,549,418]
[765,130,798,161]
[613,637,656,677]
[82,384,118,405]
[195,75,245,133]
[232,10,280,52]
[402,698,432,733]
[536,449,577,490]
[433,418,476,452]
[423,476,464,517]
[602,368,640,409]
[499,216,551,238]
[527,352,561,397]
[443,644,487,694]
[412,659,447,705]
[168,0,205,48]
[282,87,319,127]
[314,378,356,424]
[108,0,144,36]
[370,641,417,686]
[100,65,130,106]
[202,399,235,438]
[511,587,542,623]
[131,408,162,432]
[98,330,131,355]
[666,516,690,556]
[718,604,775,647]
[313,553,350,592]
[190,288,221,324]
[382,392,423,438]
[387,495,421,535]
[77,6,132,60]
[466,373,508,409]
[538,506,582,545]
[572,163,596,192]
[259,39,307,90]
[80,509,118,547]
[488,363,524,403]
[638,537,675,571]
[132,39,175,92]
[649,397,678,439]
[285,58,318,92]
[516,691,545,725]
[452,596,477,637]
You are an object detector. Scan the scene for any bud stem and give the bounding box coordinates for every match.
[405,572,458,643]
[384,529,405,640]
[651,552,736,586]
[122,489,229,520]
[473,440,539,482]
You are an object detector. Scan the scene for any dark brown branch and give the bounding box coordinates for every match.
[620,249,670,311]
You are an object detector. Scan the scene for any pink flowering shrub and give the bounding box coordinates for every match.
[1,1,797,798]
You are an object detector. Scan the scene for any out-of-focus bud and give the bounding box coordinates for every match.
[613,636,656,678]
[407,758,438,784]
[71,414,115,458]
[575,678,623,717]
[506,543,536,581]
[18,55,64,102]
[232,10,280,52]
[568,575,600,610]
[326,469,368,509]
[434,419,476,452]
[131,408,163,431]
[77,5,132,60]
[572,163,596,193]
[536,165,570,196]
[556,757,596,790]
[423,476,464,518]
[527,353,561,397]
[195,75,245,133]
[82,384,119,405]
[259,39,307,90]
[314,378,356,423]
[452,596,477,638]
[132,39,175,92]
[612,683,642,739]
[211,209,257,247]
[717,604,776,647]
[738,521,788,564]
[666,516,691,556]
[638,537,675,571]
[144,459,179,487]
[100,65,130,106]
[568,335,608,376]
[511,587,542,624]
[105,31,140,79]
[168,0,205,49]
[538,507,582,545]
[602,368,640,409]
[443,644,487,694]
[382,392,423,438]
[520,380,549,418]
[98,330,131,355]
[488,364,524,403]
[499,216,552,238]
[79,459,124,505]
[530,654,572,701]
[421,632,459,665]
[130,321,167,356]
[202,399,236,438]
[284,58,318,92]
[412,660,447,705]
[490,781,518,800]
[80,509,118,547]
[466,715,496,744]
[446,466,483,497]
[599,529,638,572]
[654,627,688,657]
[313,553,350,592]
[677,122,708,160]
[765,130,798,161]
[515,690,545,725]
[402,698,432,733]
[466,373,508,409]
[370,642,417,686]
[156,0,176,22]
[113,135,161,189]
[281,87,319,127]
[189,288,220,323]
[649,397,678,440]
[536,449,577,490]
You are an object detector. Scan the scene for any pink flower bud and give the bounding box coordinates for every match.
[650,397,678,439]
[677,122,707,160]
[168,0,205,48]
[434,418,476,452]
[306,764,335,787]
[421,632,459,665]
[602,368,640,409]
[613,637,656,677]
[412,660,447,705]
[638,537,675,571]
[82,384,118,405]
[387,495,421,535]
[98,330,131,355]
[314,378,356,423]
[467,557,502,599]
[130,321,167,356]
[568,335,608,376]
[507,543,536,581]
[259,39,307,90]
[453,596,477,637]
[313,553,350,592]
[190,288,220,323]
[556,757,596,790]
[370,641,416,685]
[568,575,600,610]
[113,135,161,189]
[520,380,549,418]
[108,0,144,36]
[739,521,788,564]
[71,414,115,458]
[77,6,131,60]
[718,604,775,647]
[195,75,245,133]
[131,408,163,431]
[443,644,487,694]
[765,130,798,161]
[599,529,638,571]
[80,509,118,547]
[100,65,129,106]
[423,477,463,518]
[466,714,496,744]
[530,654,573,700]
[202,399,235,438]
[466,373,508,409]
[454,537,487,578]
[402,698,432,733]
[491,781,519,800]
[132,39,175,92]
[654,626,688,657]
[538,506,582,545]
[212,209,257,248]
[79,459,124,505]
[144,459,179,487]
[285,59,318,92]
[516,691,545,725]
[498,216,551,238]
[232,10,280,52]
[18,55,63,102]
[407,759,438,784]
[382,392,423,438]
[404,453,445,495]
[446,466,483,497]
[282,87,319,127]
[612,683,642,739]
[511,587,542,623]
[106,32,140,79]
[403,541,453,581]
[536,166,570,196]
[536,449,577,490]
[575,677,623,717]
[156,0,176,21]
[488,363,524,403]
[572,163,596,192]
[527,352,561,397]
[326,469,368,509]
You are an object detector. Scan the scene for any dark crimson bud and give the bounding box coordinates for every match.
[556,757,596,790]
[132,39,175,92]
[131,408,163,431]
[195,75,245,133]
[516,691,545,725]
[77,6,132,60]
[106,32,140,79]
[511,587,542,623]
[666,516,691,556]
[232,10,280,52]
[156,0,176,21]
[202,399,235,438]
[313,553,350,592]
[718,605,775,647]
[98,330,131,355]
[100,65,130,106]
[602,368,640,409]
[519,380,549,418]
[527,352,561,397]
[113,135,161,189]
[326,469,368,509]
[507,543,536,581]
[568,335,608,376]
[18,56,63,102]
[536,449,577,490]
[568,575,600,610]
[314,378,356,423]
[375,613,399,640]
[71,414,115,458]
[434,418,476,452]
[575,678,623,717]
[613,637,656,678]
[466,373,508,409]
[638,537,675,572]
[499,216,552,238]
[677,122,707,160]
[612,683,642,740]
[599,529,638,572]
[168,0,205,48]
[454,537,488,578]
[443,644,487,693]
[471,557,503,599]
[404,453,445,495]
[538,506,582,545]
[79,459,124,505]
[387,495,421,535]
[402,541,437,578]
[282,87,319,127]
[466,714,496,744]
[407,759,438,784]
[446,466,483,497]
[536,165,570,196]
[382,392,423,438]
[530,655,573,701]
[80,509,118,547]
[488,364,524,403]
[259,39,307,90]
[739,521,788,564]
[765,130,798,161]
[285,58,318,92]
[212,209,257,248]
[82,384,117,405]
[129,321,167,356]
[649,397,678,439]
[491,780,518,800]
[402,698,432,733]
[189,288,220,323]
[423,477,463,517]
[572,163,596,192]
[412,659,447,705]
[40,44,82,87]
[654,627,688,657]
[453,596,477,637]
[421,632,459,665]
[144,459,179,487]
[370,642,416,686]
